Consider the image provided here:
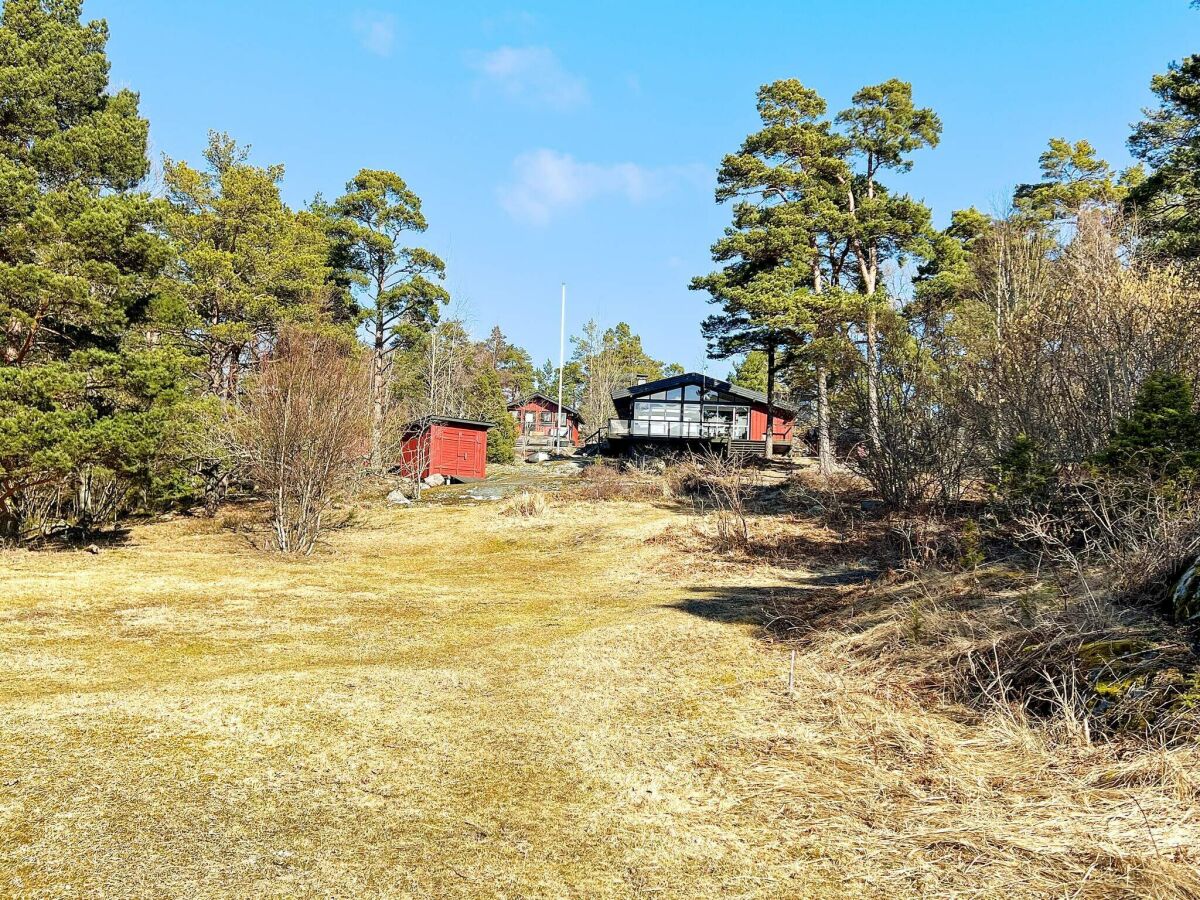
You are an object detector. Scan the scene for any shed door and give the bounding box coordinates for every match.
[439,428,480,478]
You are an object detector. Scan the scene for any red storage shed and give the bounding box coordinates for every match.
[397,416,494,482]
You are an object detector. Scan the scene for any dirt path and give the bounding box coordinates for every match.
[1,496,1195,898]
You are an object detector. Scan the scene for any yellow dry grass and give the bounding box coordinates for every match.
[1,497,1198,898]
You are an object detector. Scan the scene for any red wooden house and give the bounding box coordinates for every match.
[507,393,585,447]
[397,416,494,482]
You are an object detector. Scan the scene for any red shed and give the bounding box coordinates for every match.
[397,416,494,482]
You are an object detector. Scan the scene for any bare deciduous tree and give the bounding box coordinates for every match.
[225,329,369,554]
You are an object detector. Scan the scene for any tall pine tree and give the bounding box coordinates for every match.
[0,0,183,536]
[330,170,448,470]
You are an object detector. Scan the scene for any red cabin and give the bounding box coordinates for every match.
[397,416,494,482]
[507,393,585,447]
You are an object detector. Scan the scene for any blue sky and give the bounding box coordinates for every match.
[94,0,1197,372]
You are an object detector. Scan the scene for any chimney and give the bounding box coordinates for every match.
[634,373,647,386]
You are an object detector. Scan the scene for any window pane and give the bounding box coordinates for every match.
[683,384,701,401]
[682,404,701,422]
[666,387,682,401]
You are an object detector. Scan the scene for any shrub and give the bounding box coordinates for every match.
[223,329,369,554]
[572,462,665,501]
[669,454,755,551]
[1096,371,1200,478]
[993,434,1054,513]
[1016,471,1200,618]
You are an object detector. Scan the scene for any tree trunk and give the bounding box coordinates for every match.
[764,341,776,459]
[865,304,880,453]
[369,320,386,472]
[817,364,833,476]
[227,347,241,402]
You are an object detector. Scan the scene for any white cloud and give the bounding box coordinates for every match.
[498,149,704,225]
[471,46,587,111]
[353,11,397,57]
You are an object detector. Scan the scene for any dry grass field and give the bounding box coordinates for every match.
[3,490,1200,898]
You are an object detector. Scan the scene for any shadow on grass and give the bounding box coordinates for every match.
[21,525,135,552]
[668,567,885,641]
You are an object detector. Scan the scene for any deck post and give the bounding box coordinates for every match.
[764,341,776,459]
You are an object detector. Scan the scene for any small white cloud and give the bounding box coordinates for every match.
[353,11,397,57]
[471,46,587,111]
[498,149,704,225]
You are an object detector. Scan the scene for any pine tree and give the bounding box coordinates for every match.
[482,325,535,403]
[728,351,770,392]
[1128,55,1200,258]
[330,170,448,470]
[693,80,858,466]
[159,133,337,400]
[1097,371,1200,476]
[837,79,941,451]
[0,0,184,536]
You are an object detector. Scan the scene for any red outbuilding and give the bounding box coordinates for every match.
[507,393,585,447]
[397,416,494,482]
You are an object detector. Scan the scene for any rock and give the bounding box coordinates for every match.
[85,544,99,555]
[423,473,446,487]
[1173,557,1200,624]
[465,486,506,502]
[860,499,886,514]
[386,489,412,506]
[529,451,550,463]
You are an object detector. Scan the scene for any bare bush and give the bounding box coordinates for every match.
[224,329,370,554]
[571,461,665,501]
[846,345,981,510]
[1015,469,1200,605]
[672,453,757,550]
[959,213,1200,465]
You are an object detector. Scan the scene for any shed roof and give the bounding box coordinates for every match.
[506,392,584,421]
[402,415,496,434]
[611,372,797,414]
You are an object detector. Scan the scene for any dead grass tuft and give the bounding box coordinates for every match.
[500,490,550,518]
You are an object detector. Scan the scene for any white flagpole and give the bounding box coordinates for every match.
[557,283,566,452]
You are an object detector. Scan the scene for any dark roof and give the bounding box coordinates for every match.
[611,372,797,414]
[506,392,584,421]
[403,415,496,432]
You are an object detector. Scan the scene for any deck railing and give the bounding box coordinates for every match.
[607,419,737,440]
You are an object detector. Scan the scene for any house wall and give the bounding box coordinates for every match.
[749,407,795,443]
[509,396,580,445]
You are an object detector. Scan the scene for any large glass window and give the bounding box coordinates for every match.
[633,400,681,421]
[683,384,701,401]
[700,405,750,439]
